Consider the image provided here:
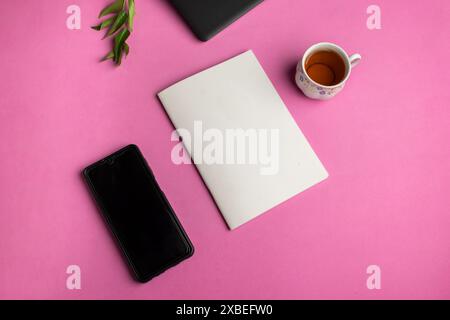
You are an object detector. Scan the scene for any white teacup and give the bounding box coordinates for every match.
[295,42,361,100]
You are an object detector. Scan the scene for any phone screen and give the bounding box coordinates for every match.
[83,145,193,282]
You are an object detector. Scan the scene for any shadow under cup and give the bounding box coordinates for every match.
[305,50,347,87]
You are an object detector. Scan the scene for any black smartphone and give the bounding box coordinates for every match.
[83,144,194,283]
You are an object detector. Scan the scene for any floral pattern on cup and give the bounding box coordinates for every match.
[295,68,345,100]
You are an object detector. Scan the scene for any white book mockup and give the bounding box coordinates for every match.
[158,50,328,229]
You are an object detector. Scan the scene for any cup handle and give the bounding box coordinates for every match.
[349,53,361,68]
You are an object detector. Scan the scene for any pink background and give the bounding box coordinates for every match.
[0,0,449,299]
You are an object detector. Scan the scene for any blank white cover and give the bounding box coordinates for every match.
[158,50,328,229]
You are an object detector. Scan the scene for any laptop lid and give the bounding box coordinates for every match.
[170,0,264,41]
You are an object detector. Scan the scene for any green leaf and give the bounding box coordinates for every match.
[98,0,125,18]
[116,49,124,65]
[113,28,130,64]
[91,16,114,31]
[105,11,128,37]
[101,51,115,62]
[93,0,134,65]
[128,0,135,31]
